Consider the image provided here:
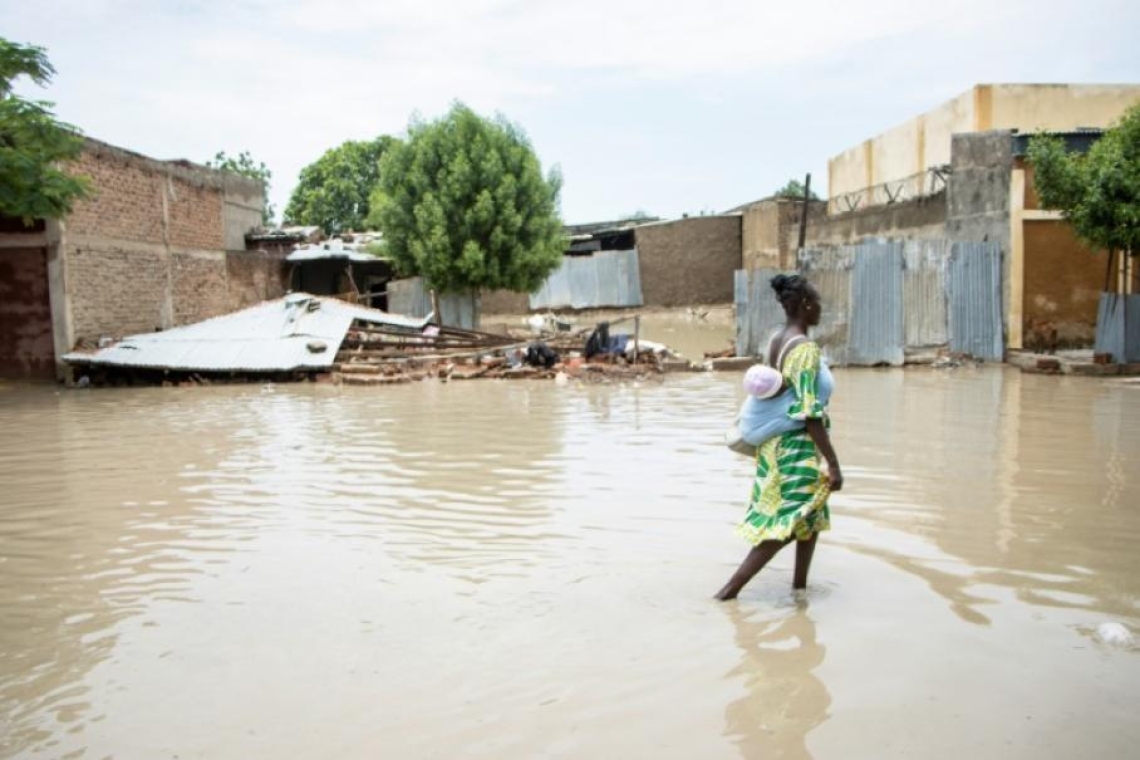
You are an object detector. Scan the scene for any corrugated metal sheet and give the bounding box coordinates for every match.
[386,278,479,330]
[1094,293,1140,363]
[847,242,905,366]
[529,250,643,310]
[799,246,854,364]
[733,268,784,357]
[948,242,1003,360]
[735,239,1001,366]
[286,248,380,263]
[63,294,431,373]
[903,239,950,349]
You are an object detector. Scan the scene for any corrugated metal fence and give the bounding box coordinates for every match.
[1094,293,1140,363]
[947,242,1004,361]
[735,240,1003,365]
[387,277,479,330]
[529,249,643,310]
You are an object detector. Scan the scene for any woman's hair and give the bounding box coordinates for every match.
[769,273,811,308]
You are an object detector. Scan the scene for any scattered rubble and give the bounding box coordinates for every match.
[63,294,688,388]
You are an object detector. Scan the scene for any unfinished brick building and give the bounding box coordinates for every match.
[0,138,289,380]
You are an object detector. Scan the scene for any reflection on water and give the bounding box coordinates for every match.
[0,368,1138,759]
[724,603,829,760]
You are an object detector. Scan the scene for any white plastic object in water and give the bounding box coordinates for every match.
[1096,622,1133,646]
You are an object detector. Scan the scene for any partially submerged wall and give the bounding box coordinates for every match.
[635,216,741,306]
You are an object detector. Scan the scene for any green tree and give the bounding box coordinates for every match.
[773,178,819,201]
[0,37,90,223]
[371,103,564,294]
[1028,105,1140,268]
[283,136,396,235]
[207,150,274,225]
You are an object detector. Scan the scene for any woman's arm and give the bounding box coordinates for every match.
[805,419,842,491]
[785,341,842,492]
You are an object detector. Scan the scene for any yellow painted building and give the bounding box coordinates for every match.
[828,84,1140,202]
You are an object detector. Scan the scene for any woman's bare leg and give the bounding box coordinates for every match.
[792,534,818,590]
[715,539,792,601]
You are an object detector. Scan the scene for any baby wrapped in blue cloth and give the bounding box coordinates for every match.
[737,353,834,446]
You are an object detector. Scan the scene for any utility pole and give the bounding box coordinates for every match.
[797,173,812,251]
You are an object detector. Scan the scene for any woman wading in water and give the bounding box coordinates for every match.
[715,275,842,601]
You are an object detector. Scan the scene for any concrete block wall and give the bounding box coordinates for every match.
[805,193,948,248]
[946,131,1012,247]
[635,216,742,306]
[742,199,827,270]
[481,288,531,315]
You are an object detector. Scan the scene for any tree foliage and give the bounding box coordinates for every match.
[207,150,274,225]
[773,178,819,201]
[283,136,396,235]
[1028,104,1140,256]
[371,103,564,293]
[0,37,90,222]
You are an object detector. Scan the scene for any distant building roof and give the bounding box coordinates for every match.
[63,294,431,374]
[564,217,660,237]
[724,196,824,214]
[286,236,386,263]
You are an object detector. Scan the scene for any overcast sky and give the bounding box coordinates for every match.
[4,0,1139,225]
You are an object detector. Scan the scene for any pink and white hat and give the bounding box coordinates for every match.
[743,364,783,399]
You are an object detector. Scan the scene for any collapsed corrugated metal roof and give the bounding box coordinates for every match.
[63,294,432,373]
[286,236,387,263]
[286,247,381,263]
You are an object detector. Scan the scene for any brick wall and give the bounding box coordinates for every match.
[227,250,289,310]
[60,140,277,344]
[66,150,166,244]
[168,179,225,250]
[635,216,742,306]
[67,244,170,341]
[172,251,230,325]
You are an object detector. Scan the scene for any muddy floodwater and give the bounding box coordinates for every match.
[1,368,1138,759]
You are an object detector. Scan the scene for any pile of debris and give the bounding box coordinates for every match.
[63,294,676,388]
[335,317,671,385]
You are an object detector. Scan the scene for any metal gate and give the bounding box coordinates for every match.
[847,243,905,365]
[948,242,1003,361]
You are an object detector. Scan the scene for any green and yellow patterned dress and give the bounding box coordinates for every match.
[736,340,831,545]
